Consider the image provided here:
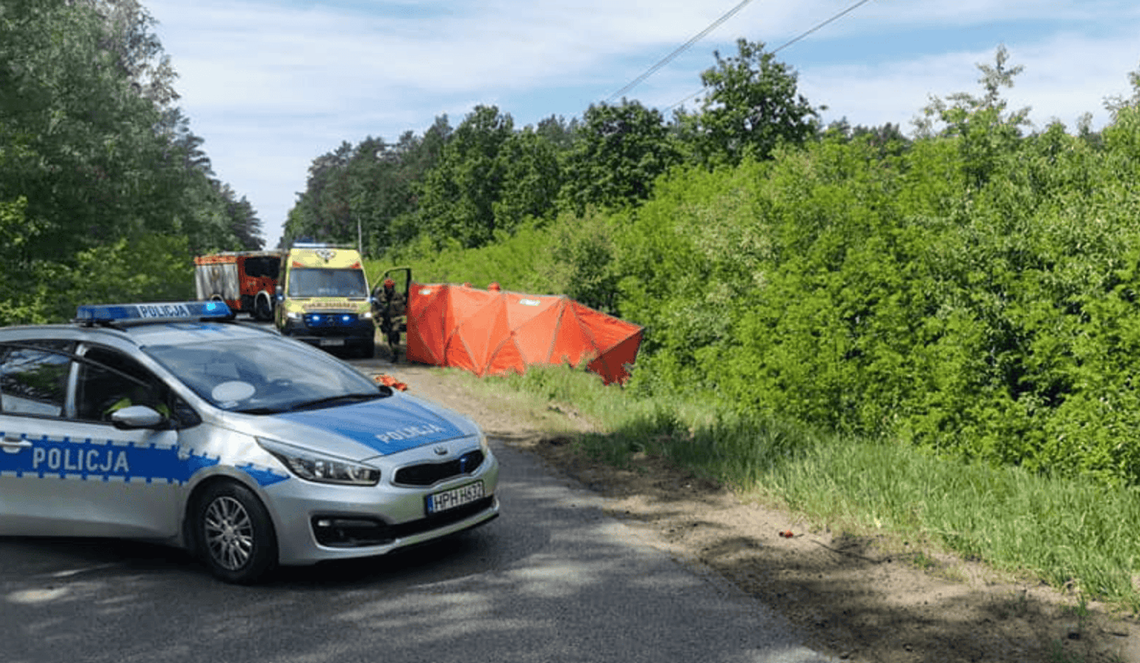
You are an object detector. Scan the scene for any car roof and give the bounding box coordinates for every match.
[0,320,277,350]
[120,321,278,347]
[0,301,282,350]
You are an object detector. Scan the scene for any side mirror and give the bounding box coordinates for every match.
[111,405,165,430]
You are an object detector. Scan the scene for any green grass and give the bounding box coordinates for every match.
[461,364,1140,612]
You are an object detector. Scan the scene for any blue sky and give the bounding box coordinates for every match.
[147,0,1140,249]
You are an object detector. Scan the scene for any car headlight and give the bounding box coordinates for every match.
[286,311,302,320]
[257,437,380,486]
[362,311,373,319]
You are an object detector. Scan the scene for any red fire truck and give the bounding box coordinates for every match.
[193,251,282,321]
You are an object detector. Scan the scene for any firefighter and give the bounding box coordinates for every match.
[380,278,406,317]
[374,277,406,361]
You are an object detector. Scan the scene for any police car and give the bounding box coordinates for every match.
[0,302,499,583]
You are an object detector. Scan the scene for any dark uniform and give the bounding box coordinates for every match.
[375,278,406,360]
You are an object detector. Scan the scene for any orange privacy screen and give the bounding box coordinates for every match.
[405,283,643,385]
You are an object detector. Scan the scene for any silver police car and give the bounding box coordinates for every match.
[0,301,499,583]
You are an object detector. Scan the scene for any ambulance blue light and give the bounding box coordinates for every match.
[76,301,233,323]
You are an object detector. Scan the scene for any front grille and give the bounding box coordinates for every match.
[394,450,485,486]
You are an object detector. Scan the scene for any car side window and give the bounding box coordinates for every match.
[0,342,73,417]
[74,346,198,427]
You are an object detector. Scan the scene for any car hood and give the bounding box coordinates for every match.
[253,392,473,461]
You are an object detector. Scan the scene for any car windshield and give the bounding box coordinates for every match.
[143,336,384,413]
[287,268,368,298]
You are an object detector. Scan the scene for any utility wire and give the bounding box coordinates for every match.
[606,0,757,103]
[668,0,875,111]
[771,0,873,54]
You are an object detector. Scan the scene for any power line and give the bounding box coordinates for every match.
[668,0,876,111]
[605,0,758,103]
[771,0,873,54]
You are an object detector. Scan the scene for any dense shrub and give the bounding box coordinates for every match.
[609,109,1140,486]
[370,222,559,295]
[370,102,1140,487]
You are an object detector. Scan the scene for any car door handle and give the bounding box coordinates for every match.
[1,435,32,452]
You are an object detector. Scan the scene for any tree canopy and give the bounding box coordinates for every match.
[332,45,1140,489]
[677,38,822,167]
[289,40,830,255]
[0,0,262,322]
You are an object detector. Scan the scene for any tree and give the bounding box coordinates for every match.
[493,127,561,232]
[1,0,150,254]
[678,39,821,167]
[285,141,354,245]
[534,114,576,152]
[284,116,455,254]
[92,0,180,108]
[0,0,260,321]
[384,117,451,248]
[417,105,514,248]
[913,45,1030,188]
[223,190,262,250]
[155,107,267,252]
[559,100,679,213]
[1104,60,1140,123]
[409,115,452,173]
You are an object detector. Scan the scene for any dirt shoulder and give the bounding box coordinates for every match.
[364,360,1140,663]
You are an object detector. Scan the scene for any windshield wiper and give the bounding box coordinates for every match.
[289,392,382,411]
[233,406,288,415]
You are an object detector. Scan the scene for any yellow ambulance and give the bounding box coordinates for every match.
[274,243,375,357]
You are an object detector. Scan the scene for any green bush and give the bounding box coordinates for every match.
[606,113,1140,486]
[369,222,559,294]
[371,105,1140,488]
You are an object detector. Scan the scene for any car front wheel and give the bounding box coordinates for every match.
[194,481,277,584]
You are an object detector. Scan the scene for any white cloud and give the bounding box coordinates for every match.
[804,29,1138,134]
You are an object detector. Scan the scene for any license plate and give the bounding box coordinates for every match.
[426,481,485,514]
[319,338,345,346]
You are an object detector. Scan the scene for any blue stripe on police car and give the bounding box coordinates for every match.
[237,463,290,487]
[0,435,220,484]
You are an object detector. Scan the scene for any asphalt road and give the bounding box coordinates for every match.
[0,342,836,663]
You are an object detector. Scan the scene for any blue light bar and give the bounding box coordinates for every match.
[76,301,233,323]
